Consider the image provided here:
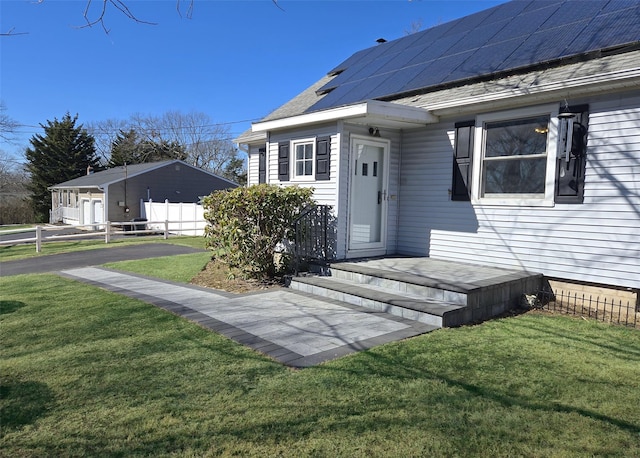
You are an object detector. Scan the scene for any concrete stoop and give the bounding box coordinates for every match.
[289,258,543,328]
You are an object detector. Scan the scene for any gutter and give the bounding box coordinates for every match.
[427,67,640,117]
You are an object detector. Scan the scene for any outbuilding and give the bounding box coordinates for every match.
[49,159,237,225]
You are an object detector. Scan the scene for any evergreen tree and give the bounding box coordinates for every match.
[138,139,187,163]
[25,113,99,222]
[108,129,141,166]
[222,155,247,185]
[108,130,186,166]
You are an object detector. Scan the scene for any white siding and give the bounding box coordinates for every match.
[398,92,640,289]
[247,145,262,185]
[268,124,339,207]
[265,124,344,257]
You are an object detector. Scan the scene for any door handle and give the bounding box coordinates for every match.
[378,191,382,204]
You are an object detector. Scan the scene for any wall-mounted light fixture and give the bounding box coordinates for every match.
[368,127,381,137]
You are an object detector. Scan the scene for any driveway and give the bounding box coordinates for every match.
[1,243,204,276]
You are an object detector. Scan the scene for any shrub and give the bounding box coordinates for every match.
[202,184,315,278]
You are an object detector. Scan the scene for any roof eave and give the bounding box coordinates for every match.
[251,100,438,133]
[428,65,640,117]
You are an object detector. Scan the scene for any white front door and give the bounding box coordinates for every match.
[348,136,389,253]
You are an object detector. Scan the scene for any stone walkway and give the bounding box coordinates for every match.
[60,267,437,368]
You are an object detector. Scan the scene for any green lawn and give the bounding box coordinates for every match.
[2,273,639,457]
[0,235,206,262]
[104,251,212,283]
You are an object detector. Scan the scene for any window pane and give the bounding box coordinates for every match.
[483,157,547,194]
[304,160,312,175]
[296,161,304,176]
[485,116,549,158]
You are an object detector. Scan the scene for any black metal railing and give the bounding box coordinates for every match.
[293,205,334,274]
[536,287,639,329]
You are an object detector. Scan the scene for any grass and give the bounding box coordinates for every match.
[2,273,640,457]
[107,253,282,293]
[104,252,213,284]
[0,224,36,232]
[0,235,206,262]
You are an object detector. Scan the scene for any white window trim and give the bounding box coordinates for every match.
[290,137,316,182]
[471,104,559,207]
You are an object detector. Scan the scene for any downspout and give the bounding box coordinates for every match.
[101,185,108,224]
[395,129,403,254]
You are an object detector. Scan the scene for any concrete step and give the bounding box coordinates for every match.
[326,262,469,305]
[290,275,467,328]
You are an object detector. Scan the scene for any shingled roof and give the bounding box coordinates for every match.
[252,0,639,129]
[309,0,640,112]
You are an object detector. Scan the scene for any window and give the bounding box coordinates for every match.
[482,115,549,196]
[293,140,314,178]
[277,136,331,182]
[471,105,558,206]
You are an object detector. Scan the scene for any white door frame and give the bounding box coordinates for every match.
[347,134,390,256]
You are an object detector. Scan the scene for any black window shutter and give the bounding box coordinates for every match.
[278,142,289,181]
[315,136,331,181]
[451,121,474,201]
[555,105,588,204]
[258,147,266,184]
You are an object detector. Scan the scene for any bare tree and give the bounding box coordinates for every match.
[88,118,131,163]
[0,150,34,224]
[0,0,282,35]
[90,110,245,181]
[130,111,239,175]
[0,102,19,142]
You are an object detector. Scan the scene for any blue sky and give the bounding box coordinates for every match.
[1,0,507,160]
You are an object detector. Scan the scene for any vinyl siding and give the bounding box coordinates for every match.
[106,163,235,222]
[267,124,339,207]
[247,145,262,185]
[398,92,640,289]
[266,124,343,257]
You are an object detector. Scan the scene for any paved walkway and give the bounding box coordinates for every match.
[60,267,437,368]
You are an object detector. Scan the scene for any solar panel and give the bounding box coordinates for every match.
[365,62,434,100]
[487,3,559,44]
[536,1,604,29]
[438,5,497,37]
[562,7,640,56]
[447,39,524,81]
[501,22,587,70]
[445,19,511,55]
[405,51,476,91]
[305,0,640,114]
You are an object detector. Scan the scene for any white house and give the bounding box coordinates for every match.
[238,0,640,300]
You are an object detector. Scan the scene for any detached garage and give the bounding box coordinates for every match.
[49,160,237,225]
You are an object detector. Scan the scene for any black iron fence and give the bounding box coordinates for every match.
[536,287,639,329]
[293,205,334,274]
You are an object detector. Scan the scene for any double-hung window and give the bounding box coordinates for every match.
[292,138,314,180]
[472,105,558,206]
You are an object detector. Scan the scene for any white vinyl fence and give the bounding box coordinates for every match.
[141,199,207,236]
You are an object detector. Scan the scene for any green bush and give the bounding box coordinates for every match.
[202,184,315,278]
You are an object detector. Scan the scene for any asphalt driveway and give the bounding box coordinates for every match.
[0,243,205,276]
